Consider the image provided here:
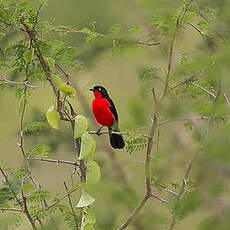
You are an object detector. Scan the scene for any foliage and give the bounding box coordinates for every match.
[0,0,230,229]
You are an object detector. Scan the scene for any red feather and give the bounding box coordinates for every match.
[92,91,114,127]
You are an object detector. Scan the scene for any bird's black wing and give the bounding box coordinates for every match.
[107,97,118,121]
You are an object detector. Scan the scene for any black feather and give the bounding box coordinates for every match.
[109,128,125,149]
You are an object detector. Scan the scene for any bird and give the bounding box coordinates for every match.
[90,86,125,149]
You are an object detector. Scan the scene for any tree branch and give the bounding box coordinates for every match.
[117,112,167,229]
[45,187,79,211]
[157,115,230,127]
[186,22,205,37]
[167,63,214,94]
[53,27,160,47]
[222,90,230,110]
[191,82,216,98]
[27,157,80,167]
[88,130,129,135]
[161,0,194,98]
[21,179,37,230]
[0,77,37,88]
[168,153,197,230]
[0,208,22,212]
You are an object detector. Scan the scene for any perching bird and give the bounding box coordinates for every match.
[90,86,125,149]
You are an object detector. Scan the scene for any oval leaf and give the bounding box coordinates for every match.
[86,160,101,184]
[78,133,96,160]
[46,105,59,129]
[60,84,76,97]
[74,115,88,138]
[76,190,95,208]
[52,74,64,90]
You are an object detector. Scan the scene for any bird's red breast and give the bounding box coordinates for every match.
[92,91,115,127]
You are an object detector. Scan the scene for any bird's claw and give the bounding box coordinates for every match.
[96,130,102,136]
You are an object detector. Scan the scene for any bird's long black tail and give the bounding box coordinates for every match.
[109,128,125,149]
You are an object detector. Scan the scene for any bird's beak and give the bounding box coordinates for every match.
[89,88,95,92]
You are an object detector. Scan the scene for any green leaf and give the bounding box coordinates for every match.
[78,133,96,160]
[86,160,101,184]
[0,32,6,37]
[52,74,64,90]
[107,24,122,37]
[80,28,92,34]
[46,105,59,129]
[28,144,50,158]
[60,84,76,97]
[74,115,88,138]
[27,190,51,202]
[76,190,95,208]
[23,48,34,64]
[14,168,31,179]
[23,184,35,192]
[86,33,99,43]
[125,135,147,154]
[24,121,47,133]
[45,57,55,68]
[111,42,122,57]
[139,67,158,81]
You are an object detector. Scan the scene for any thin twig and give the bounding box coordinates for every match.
[27,157,80,167]
[168,153,197,230]
[222,90,230,110]
[157,115,230,127]
[45,187,79,211]
[0,208,22,212]
[161,0,194,98]
[151,193,168,203]
[186,22,205,37]
[0,77,37,88]
[17,85,41,191]
[0,166,21,205]
[117,194,151,230]
[64,182,78,229]
[53,28,160,47]
[192,82,216,98]
[159,187,178,196]
[167,63,214,94]
[21,179,37,230]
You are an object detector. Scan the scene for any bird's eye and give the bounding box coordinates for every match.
[98,88,101,91]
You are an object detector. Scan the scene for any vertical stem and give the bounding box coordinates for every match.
[145,114,158,195]
[168,153,196,230]
[21,179,37,230]
[64,181,79,229]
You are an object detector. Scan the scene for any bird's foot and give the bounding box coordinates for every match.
[96,125,104,136]
[96,130,102,136]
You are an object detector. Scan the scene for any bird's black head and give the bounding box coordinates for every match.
[90,86,109,98]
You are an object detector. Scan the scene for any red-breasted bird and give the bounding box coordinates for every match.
[90,86,125,149]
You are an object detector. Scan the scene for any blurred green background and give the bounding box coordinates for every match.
[1,0,230,229]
